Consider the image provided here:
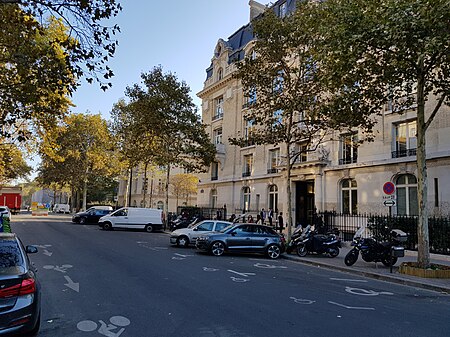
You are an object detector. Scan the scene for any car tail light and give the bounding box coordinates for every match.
[0,283,21,298]
[19,278,36,296]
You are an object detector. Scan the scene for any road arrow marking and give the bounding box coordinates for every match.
[228,270,256,277]
[345,286,393,296]
[328,301,375,310]
[64,276,79,292]
[43,250,53,257]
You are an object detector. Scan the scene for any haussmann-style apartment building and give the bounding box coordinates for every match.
[196,0,450,226]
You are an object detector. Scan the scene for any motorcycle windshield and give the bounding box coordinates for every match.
[354,224,367,239]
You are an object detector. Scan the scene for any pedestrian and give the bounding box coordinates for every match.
[278,212,284,234]
[260,208,266,224]
[268,208,274,227]
[256,214,262,225]
[247,214,254,223]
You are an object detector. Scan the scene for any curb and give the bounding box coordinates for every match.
[282,254,450,294]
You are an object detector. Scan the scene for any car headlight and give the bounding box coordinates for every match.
[197,236,208,242]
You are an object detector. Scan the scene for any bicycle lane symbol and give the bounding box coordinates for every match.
[77,316,130,337]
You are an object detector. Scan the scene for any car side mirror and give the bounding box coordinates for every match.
[26,245,38,254]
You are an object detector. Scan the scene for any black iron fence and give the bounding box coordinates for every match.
[318,212,450,255]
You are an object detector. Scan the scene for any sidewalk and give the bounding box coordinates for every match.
[283,245,450,294]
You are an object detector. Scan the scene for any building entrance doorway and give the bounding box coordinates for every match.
[295,180,315,227]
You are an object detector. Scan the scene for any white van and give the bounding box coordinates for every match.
[98,207,163,233]
[53,204,71,214]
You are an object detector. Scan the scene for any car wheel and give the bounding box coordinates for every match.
[211,241,225,256]
[296,244,308,257]
[176,236,189,247]
[103,222,112,231]
[328,247,340,258]
[145,225,153,233]
[79,217,86,224]
[267,244,281,259]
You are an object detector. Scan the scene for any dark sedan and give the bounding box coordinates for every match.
[195,223,286,259]
[72,208,112,224]
[0,233,40,336]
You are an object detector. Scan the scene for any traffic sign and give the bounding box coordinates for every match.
[383,200,395,207]
[383,182,395,195]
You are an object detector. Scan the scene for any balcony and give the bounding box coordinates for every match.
[392,148,417,158]
[267,168,278,174]
[212,113,223,121]
[339,157,358,165]
[215,143,225,154]
[242,171,252,177]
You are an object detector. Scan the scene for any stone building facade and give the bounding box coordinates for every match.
[196,0,450,225]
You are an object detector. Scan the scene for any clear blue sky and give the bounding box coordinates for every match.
[70,0,263,118]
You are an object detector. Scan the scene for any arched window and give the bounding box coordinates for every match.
[396,174,418,215]
[210,189,218,209]
[242,186,251,212]
[268,185,278,212]
[341,179,357,214]
[156,201,164,210]
[217,68,223,81]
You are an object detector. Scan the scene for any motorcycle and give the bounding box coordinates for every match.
[344,224,408,267]
[288,225,342,258]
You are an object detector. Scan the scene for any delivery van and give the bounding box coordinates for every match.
[98,207,163,233]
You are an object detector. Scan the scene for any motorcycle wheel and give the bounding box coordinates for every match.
[344,250,358,266]
[296,244,307,257]
[328,247,340,258]
[382,256,398,267]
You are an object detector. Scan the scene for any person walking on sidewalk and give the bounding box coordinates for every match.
[268,208,274,227]
[278,212,284,234]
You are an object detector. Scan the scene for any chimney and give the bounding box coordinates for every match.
[249,0,266,21]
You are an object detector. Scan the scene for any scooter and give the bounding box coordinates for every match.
[344,224,407,266]
[290,225,341,257]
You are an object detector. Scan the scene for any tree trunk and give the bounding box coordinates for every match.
[143,162,148,208]
[286,142,293,241]
[82,179,88,211]
[164,165,171,230]
[416,68,430,268]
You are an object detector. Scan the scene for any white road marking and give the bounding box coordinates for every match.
[64,275,79,292]
[228,270,256,278]
[43,249,53,256]
[174,253,193,258]
[172,257,184,260]
[203,267,219,272]
[345,286,393,296]
[329,301,375,310]
[43,264,73,273]
[289,297,315,304]
[330,278,368,282]
[230,277,249,283]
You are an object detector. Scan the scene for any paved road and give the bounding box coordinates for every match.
[11,214,450,337]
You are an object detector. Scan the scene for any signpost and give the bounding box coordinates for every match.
[382,182,396,216]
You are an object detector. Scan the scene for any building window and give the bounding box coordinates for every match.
[393,120,417,158]
[243,154,253,177]
[213,128,222,145]
[396,174,418,216]
[268,148,280,173]
[210,189,217,209]
[341,179,357,214]
[279,2,287,18]
[217,68,223,81]
[268,185,278,212]
[273,71,284,93]
[213,96,224,120]
[294,143,308,163]
[340,133,358,165]
[243,87,257,108]
[242,186,251,212]
[211,162,219,181]
[156,201,164,210]
[244,119,255,147]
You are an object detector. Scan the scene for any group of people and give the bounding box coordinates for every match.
[245,208,284,233]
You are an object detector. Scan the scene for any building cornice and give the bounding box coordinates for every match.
[197,75,235,99]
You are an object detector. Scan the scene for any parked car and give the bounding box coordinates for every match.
[0,206,11,220]
[0,233,40,335]
[72,208,113,224]
[98,207,163,232]
[195,223,286,259]
[170,220,233,247]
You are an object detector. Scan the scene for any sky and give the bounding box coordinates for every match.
[70,0,263,118]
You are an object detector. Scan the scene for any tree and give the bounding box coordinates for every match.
[0,6,75,142]
[170,173,198,209]
[231,6,367,240]
[38,113,120,210]
[0,143,32,185]
[314,0,450,268]
[113,66,216,215]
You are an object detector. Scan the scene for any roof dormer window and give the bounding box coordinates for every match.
[279,2,287,18]
[217,68,223,81]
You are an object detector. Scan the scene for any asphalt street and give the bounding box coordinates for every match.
[10,214,450,337]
